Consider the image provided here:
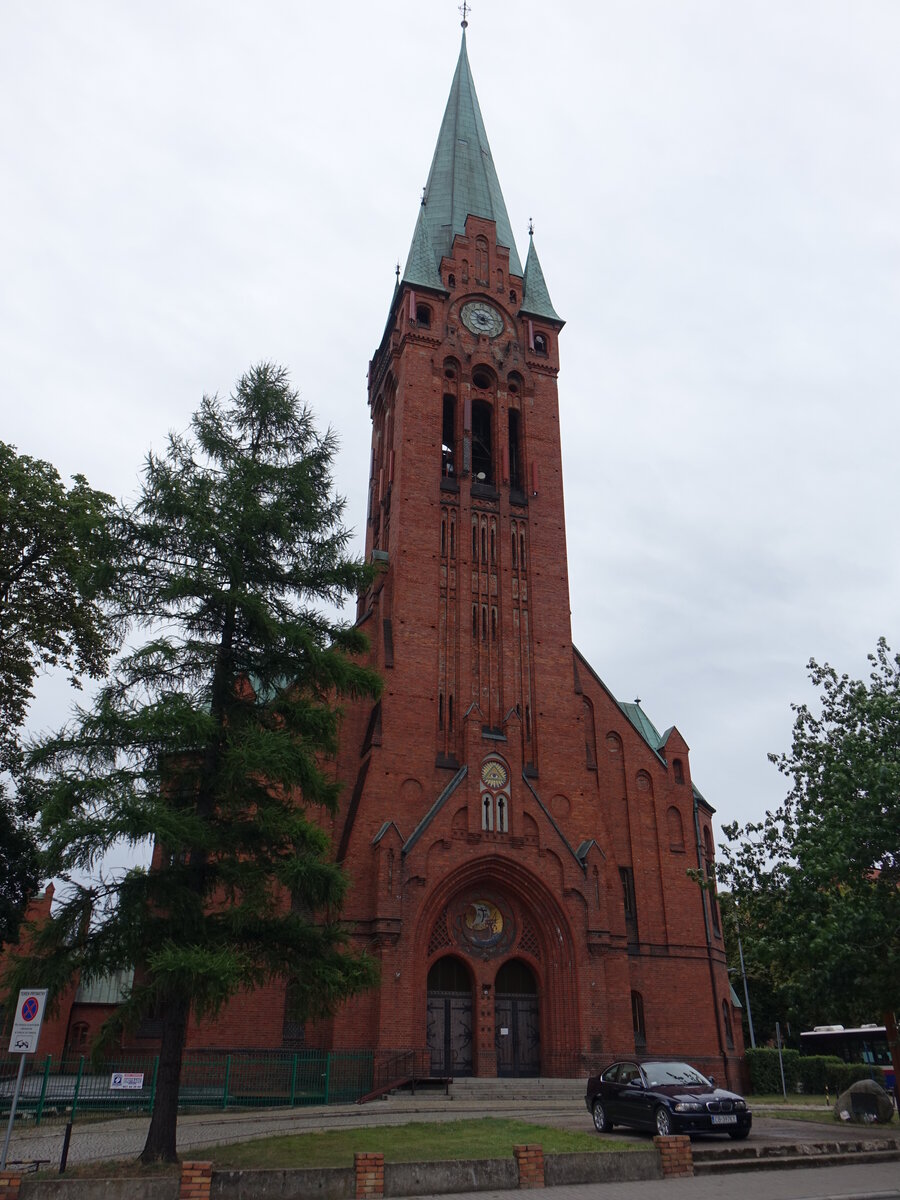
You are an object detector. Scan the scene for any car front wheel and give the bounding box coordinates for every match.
[654,1106,673,1137]
[592,1099,613,1133]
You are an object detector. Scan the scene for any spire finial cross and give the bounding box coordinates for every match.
[459,2,470,28]
[528,217,534,236]
[395,261,400,282]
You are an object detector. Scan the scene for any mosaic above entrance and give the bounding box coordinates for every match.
[452,891,516,958]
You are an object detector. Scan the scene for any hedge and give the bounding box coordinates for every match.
[745,1047,886,1095]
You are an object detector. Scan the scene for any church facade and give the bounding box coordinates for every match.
[182,29,744,1084]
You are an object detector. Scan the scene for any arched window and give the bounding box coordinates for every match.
[533,332,548,355]
[583,698,597,768]
[66,1022,90,1058]
[496,794,508,832]
[482,794,494,830]
[475,236,489,283]
[508,409,522,490]
[472,400,493,483]
[673,758,685,785]
[442,395,456,477]
[428,955,471,991]
[631,991,646,1050]
[416,303,432,328]
[722,1000,735,1049]
[666,806,685,852]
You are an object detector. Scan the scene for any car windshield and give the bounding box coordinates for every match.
[642,1061,710,1087]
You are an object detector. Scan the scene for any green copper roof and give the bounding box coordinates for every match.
[522,233,561,322]
[402,30,523,286]
[618,701,664,750]
[404,204,445,291]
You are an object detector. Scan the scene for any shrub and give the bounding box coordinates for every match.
[832,1063,886,1093]
[746,1047,800,1094]
[797,1055,844,1094]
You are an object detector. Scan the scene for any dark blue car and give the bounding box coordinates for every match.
[586,1060,752,1139]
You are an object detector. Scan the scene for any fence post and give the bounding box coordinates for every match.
[222,1055,231,1111]
[324,1053,332,1105]
[289,1054,298,1107]
[69,1057,85,1123]
[35,1056,52,1126]
[149,1056,159,1113]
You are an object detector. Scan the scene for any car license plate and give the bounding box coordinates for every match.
[711,1114,737,1125]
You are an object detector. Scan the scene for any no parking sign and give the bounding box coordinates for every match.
[7,988,48,1054]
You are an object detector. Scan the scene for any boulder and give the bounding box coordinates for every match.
[833,1079,895,1124]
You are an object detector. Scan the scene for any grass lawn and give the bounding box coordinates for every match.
[750,1094,896,1126]
[204,1118,637,1169]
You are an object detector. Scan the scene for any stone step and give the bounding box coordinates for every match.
[692,1138,900,1163]
[695,1148,900,1175]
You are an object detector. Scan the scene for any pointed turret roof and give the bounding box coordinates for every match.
[521,232,561,322]
[402,30,523,287]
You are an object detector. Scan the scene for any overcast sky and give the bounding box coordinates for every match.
[3,1,899,849]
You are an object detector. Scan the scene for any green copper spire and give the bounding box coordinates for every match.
[402,30,523,287]
[521,231,561,322]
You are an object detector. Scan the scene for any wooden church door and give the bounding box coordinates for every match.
[426,956,473,1077]
[494,959,540,1077]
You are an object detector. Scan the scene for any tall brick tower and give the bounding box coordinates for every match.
[178,24,744,1085]
[319,26,744,1084]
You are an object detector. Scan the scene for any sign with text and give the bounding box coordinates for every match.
[7,989,48,1054]
[110,1072,145,1090]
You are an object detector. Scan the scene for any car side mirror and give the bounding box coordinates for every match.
[708,1075,716,1087]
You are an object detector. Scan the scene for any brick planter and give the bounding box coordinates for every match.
[180,1161,212,1200]
[355,1152,384,1200]
[654,1135,694,1177]
[0,1174,21,1200]
[513,1144,545,1188]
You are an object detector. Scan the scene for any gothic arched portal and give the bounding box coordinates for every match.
[426,955,473,1077]
[494,958,540,1077]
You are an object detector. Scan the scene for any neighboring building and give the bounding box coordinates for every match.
[176,26,744,1084]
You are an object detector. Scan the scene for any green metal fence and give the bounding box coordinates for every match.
[0,1049,375,1126]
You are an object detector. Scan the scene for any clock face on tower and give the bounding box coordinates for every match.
[461,300,503,338]
[481,760,509,790]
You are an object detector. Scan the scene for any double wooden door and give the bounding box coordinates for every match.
[495,992,540,1076]
[427,991,473,1076]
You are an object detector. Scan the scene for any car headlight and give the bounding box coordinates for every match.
[673,1102,704,1113]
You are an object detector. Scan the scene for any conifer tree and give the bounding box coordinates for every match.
[12,365,381,1162]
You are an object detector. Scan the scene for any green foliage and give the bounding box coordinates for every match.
[745,1047,800,1094]
[719,640,900,1036]
[0,443,121,770]
[796,1055,845,1094]
[9,365,381,1159]
[0,443,120,944]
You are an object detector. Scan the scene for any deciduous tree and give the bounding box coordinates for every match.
[11,365,381,1161]
[0,443,119,943]
[718,639,900,1090]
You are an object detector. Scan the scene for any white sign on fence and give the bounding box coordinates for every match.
[110,1072,145,1090]
[7,989,48,1054]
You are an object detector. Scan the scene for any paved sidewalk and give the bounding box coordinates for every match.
[411,1164,900,1200]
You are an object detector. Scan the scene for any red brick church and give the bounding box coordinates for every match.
[198,24,744,1083]
[156,26,743,1082]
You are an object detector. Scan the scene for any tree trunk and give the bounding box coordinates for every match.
[140,994,190,1163]
[884,1009,900,1110]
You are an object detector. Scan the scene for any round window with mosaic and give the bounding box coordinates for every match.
[452,891,517,957]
